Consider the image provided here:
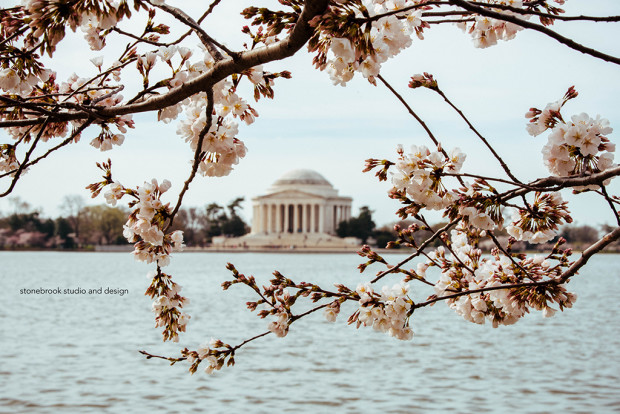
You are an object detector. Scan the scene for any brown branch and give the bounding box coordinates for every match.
[377,74,467,188]
[358,1,453,23]
[449,0,620,66]
[112,27,165,46]
[138,350,186,362]
[600,185,620,226]
[0,117,49,197]
[0,0,330,128]
[499,166,620,203]
[414,279,554,308]
[468,1,620,23]
[167,0,224,46]
[153,2,229,60]
[231,331,271,351]
[0,27,28,47]
[557,226,620,284]
[434,87,522,183]
[0,119,93,180]
[371,218,460,283]
[165,88,214,230]
[487,231,535,281]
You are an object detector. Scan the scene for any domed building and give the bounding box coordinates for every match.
[252,169,353,236]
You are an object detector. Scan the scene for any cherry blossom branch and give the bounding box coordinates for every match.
[487,231,536,281]
[377,74,442,150]
[417,215,476,275]
[138,349,186,363]
[414,279,555,308]
[370,218,460,283]
[0,0,330,128]
[166,88,214,230]
[0,27,27,48]
[152,2,231,60]
[433,86,522,184]
[443,172,527,188]
[166,0,224,46]
[112,27,165,46]
[499,166,620,203]
[0,116,49,197]
[468,1,620,23]
[358,1,453,23]
[0,119,93,180]
[557,226,620,284]
[449,0,620,66]
[599,185,620,226]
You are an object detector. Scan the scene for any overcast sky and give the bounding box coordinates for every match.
[1,1,619,228]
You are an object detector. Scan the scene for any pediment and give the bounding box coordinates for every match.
[254,189,327,201]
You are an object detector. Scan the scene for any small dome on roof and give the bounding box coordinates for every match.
[272,169,333,187]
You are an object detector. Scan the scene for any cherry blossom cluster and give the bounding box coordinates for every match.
[120,179,185,266]
[390,144,466,210]
[531,106,616,188]
[268,309,292,338]
[316,1,427,86]
[0,66,52,95]
[182,338,236,375]
[506,191,572,244]
[432,226,576,326]
[140,45,267,178]
[0,144,19,175]
[19,0,131,53]
[456,1,527,49]
[89,163,189,341]
[145,268,190,342]
[175,79,252,178]
[88,162,184,267]
[350,282,414,340]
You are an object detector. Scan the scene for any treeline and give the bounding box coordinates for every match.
[1,196,615,251]
[0,196,249,249]
[337,206,618,251]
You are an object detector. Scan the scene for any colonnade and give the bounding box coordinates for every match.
[253,202,351,235]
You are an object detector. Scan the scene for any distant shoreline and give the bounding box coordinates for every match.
[2,246,613,255]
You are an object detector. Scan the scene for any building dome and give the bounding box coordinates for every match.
[266,169,337,198]
[272,169,333,187]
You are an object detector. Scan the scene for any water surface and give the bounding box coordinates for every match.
[1,251,619,413]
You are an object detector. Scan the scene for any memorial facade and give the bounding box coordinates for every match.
[251,169,353,236]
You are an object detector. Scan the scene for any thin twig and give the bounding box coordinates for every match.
[599,185,620,227]
[434,87,522,183]
[165,88,214,230]
[371,218,460,283]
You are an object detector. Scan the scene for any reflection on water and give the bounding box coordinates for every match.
[1,251,619,413]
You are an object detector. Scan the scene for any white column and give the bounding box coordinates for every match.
[266,204,272,234]
[311,204,316,233]
[302,204,308,233]
[262,204,267,234]
[275,203,281,233]
[284,203,289,233]
[319,204,325,234]
[292,203,296,233]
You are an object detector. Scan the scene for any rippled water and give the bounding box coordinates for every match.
[1,251,619,413]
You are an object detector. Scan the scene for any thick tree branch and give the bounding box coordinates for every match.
[557,226,620,283]
[0,0,329,128]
